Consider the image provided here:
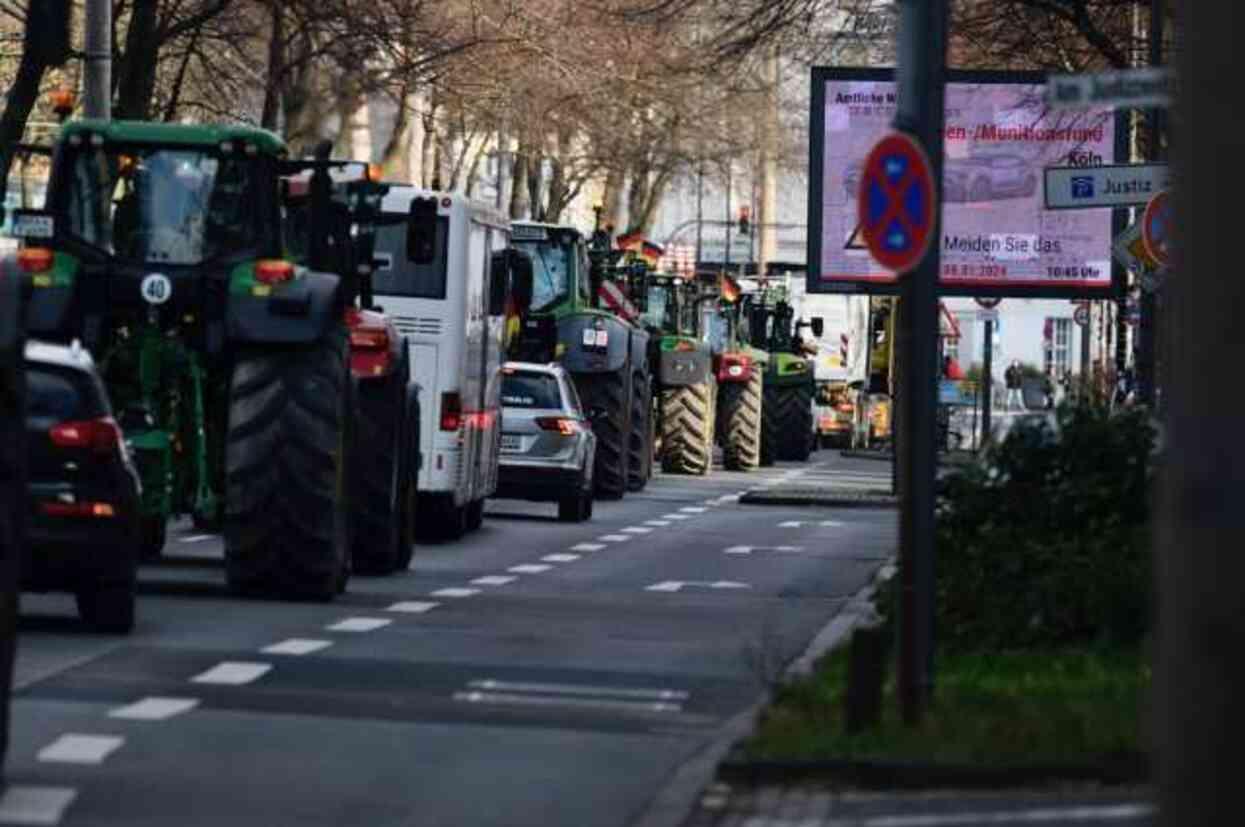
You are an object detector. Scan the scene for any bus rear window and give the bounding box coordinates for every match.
[373,215,449,299]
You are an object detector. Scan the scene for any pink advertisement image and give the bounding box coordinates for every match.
[815,75,1117,294]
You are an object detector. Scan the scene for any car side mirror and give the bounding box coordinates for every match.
[811,317,824,338]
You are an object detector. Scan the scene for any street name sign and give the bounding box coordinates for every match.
[1046,67,1171,110]
[1044,163,1170,210]
[858,132,937,274]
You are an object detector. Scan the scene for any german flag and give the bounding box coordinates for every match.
[615,231,644,252]
[639,240,663,266]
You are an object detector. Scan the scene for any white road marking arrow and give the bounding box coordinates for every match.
[645,580,751,593]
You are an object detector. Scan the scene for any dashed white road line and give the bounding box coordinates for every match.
[454,691,681,714]
[509,564,552,574]
[662,514,691,521]
[643,520,671,527]
[387,601,439,614]
[178,534,213,544]
[37,735,125,765]
[471,575,517,586]
[541,553,580,563]
[821,520,846,527]
[724,545,804,555]
[109,697,200,721]
[262,638,333,655]
[326,617,391,633]
[598,534,632,542]
[780,519,848,528]
[621,526,652,534]
[570,543,606,552]
[0,786,78,825]
[191,662,272,686]
[431,587,480,598]
[679,507,708,513]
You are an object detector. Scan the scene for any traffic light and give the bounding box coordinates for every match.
[738,206,751,235]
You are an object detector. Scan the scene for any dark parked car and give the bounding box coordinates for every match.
[23,341,141,633]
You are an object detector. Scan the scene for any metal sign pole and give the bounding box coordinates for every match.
[893,0,948,723]
[1138,0,1164,406]
[981,320,993,445]
[84,0,111,120]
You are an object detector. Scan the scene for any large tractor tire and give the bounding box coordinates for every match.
[350,369,411,576]
[765,381,815,462]
[720,369,762,471]
[660,380,715,476]
[576,370,630,499]
[627,373,652,492]
[225,327,352,601]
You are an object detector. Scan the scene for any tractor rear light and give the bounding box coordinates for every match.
[535,417,580,436]
[440,392,462,432]
[49,418,122,456]
[17,247,54,274]
[366,163,384,182]
[673,339,696,352]
[255,259,295,285]
[349,327,389,350]
[717,354,752,382]
[40,500,117,519]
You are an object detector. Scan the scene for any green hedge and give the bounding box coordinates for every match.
[931,404,1155,649]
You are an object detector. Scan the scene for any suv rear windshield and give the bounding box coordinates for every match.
[501,372,563,410]
[26,367,105,425]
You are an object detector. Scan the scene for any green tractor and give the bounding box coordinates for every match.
[635,269,718,476]
[7,120,367,600]
[703,275,767,471]
[745,281,820,465]
[507,221,654,498]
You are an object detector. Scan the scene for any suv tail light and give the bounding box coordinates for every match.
[717,353,752,382]
[440,392,462,431]
[40,501,116,518]
[535,417,580,436]
[49,417,122,455]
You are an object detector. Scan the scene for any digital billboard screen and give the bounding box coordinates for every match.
[808,69,1122,296]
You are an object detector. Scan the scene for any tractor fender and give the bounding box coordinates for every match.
[658,344,712,388]
[227,270,343,345]
[557,313,629,374]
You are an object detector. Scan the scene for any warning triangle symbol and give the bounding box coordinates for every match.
[844,222,867,251]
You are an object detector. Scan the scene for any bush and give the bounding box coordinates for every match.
[931,402,1155,650]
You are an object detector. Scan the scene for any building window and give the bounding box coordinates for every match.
[1043,317,1072,376]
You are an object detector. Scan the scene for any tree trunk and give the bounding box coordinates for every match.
[600,166,624,234]
[509,148,530,219]
[260,0,284,131]
[420,101,439,188]
[114,0,161,120]
[463,139,488,197]
[0,0,71,195]
[380,87,414,179]
[626,165,672,236]
[527,148,545,221]
[1157,5,1241,825]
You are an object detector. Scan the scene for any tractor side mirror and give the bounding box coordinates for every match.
[407,197,438,264]
[488,251,508,316]
[811,316,825,338]
[508,249,534,314]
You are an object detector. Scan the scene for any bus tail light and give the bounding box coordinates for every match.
[440,392,462,431]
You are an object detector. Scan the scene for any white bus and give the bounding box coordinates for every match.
[371,187,511,540]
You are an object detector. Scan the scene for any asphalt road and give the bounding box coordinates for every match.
[6,453,895,827]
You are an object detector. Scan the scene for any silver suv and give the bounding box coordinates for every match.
[494,362,597,522]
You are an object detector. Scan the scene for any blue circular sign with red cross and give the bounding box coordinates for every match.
[858,132,937,274]
[1142,190,1170,268]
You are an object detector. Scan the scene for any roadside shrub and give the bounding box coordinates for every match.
[933,403,1155,649]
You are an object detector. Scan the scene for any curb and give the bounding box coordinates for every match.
[628,562,895,827]
[714,754,1149,790]
[739,489,897,509]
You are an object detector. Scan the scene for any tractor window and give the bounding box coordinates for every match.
[372,215,449,299]
[62,146,259,264]
[512,238,571,312]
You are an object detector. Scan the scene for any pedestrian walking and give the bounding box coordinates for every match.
[1004,360,1023,410]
